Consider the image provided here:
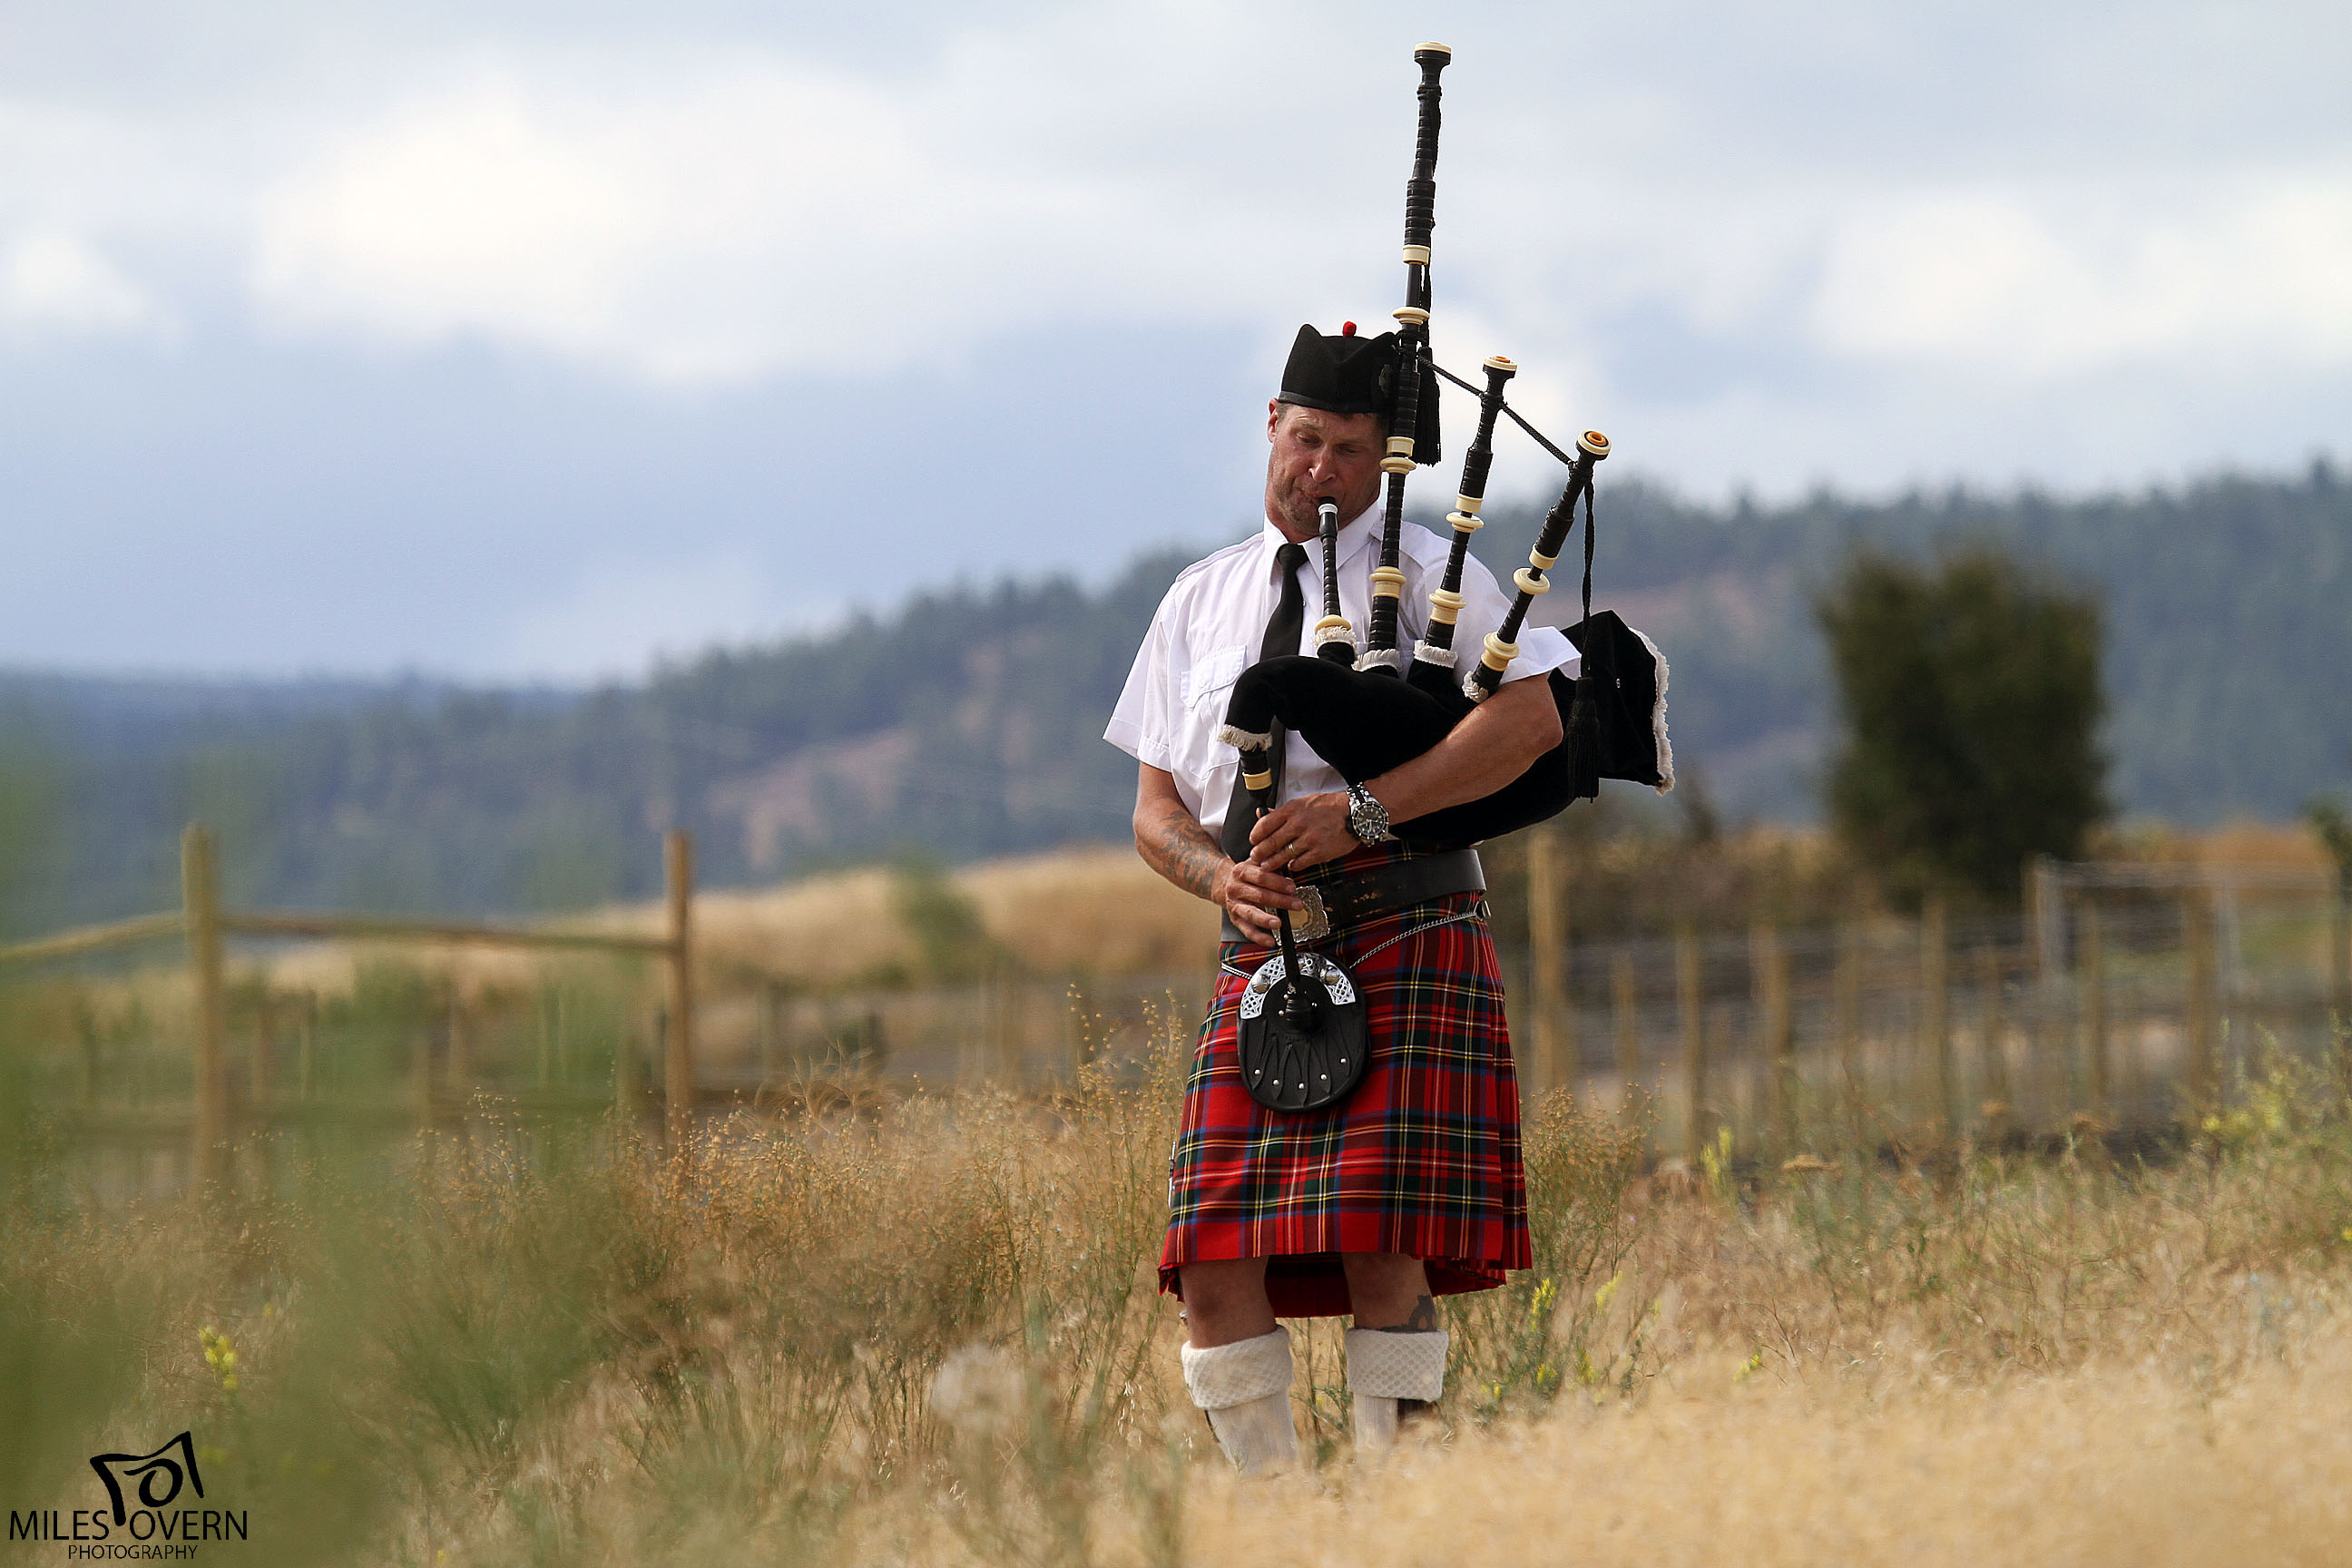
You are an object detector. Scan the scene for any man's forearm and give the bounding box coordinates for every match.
[1136,792,1230,902]
[1367,675,1561,823]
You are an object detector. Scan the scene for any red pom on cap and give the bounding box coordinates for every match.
[1341,320,1357,336]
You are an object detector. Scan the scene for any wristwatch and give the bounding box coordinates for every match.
[1346,783,1396,846]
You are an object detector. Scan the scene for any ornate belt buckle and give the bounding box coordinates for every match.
[1292,885,1331,943]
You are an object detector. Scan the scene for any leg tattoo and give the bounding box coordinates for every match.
[1373,1293,1439,1333]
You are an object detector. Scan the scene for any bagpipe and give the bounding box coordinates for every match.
[1226,44,1672,1112]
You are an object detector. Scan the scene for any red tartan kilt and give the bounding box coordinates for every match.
[1159,890,1532,1318]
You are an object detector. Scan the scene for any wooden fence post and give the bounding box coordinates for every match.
[182,825,230,1196]
[664,830,697,1152]
[2026,855,2063,980]
[1921,892,1952,1133]
[2184,890,2217,1121]
[2081,898,2109,1119]
[1753,923,1794,1156]
[1527,826,1569,1094]
[1677,924,1706,1161]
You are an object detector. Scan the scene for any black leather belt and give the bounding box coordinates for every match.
[1220,848,1485,946]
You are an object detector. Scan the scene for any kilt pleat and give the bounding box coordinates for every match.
[1159,889,1532,1319]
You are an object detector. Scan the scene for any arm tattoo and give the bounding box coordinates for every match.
[1137,795,1230,903]
[1374,1294,1440,1334]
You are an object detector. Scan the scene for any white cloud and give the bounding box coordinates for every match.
[34,4,2347,426]
[1808,174,2352,374]
[249,54,1289,384]
[2,1,2348,542]
[0,229,157,333]
[5,3,2352,678]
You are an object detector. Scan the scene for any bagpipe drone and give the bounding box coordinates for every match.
[1228,43,1672,1112]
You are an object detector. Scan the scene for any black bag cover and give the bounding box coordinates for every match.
[1557,609,1673,793]
[1218,612,1671,848]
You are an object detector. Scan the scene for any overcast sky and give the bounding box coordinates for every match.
[2,1,2345,680]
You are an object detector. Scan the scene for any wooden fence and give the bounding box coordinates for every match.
[1505,849,2350,1163]
[6,828,2346,1192]
[0,825,700,1189]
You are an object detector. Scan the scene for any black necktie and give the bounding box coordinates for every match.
[1220,541,1309,864]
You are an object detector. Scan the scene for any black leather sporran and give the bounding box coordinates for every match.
[1236,951,1370,1112]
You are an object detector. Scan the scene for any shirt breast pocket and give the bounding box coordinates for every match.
[1183,643,1246,712]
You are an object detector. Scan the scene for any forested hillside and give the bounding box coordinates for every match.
[1540,459,2352,823]
[2,463,2345,932]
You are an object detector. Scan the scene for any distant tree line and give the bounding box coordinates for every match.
[0,463,2343,929]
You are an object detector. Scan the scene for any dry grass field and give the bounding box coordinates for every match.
[5,820,2347,1563]
[5,991,2350,1567]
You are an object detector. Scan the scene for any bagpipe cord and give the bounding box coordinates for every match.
[1420,355,1585,470]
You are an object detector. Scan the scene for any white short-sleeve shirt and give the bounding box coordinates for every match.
[1103,506,1579,837]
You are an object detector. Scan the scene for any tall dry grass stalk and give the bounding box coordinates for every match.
[4,1005,2350,1565]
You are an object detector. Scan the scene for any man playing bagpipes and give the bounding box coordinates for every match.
[1104,318,1578,1473]
[1104,42,1670,1475]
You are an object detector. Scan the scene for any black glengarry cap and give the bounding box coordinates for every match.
[1276,322,1442,466]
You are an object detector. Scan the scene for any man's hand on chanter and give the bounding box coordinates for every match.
[1249,791,1356,875]
[1214,858,1303,948]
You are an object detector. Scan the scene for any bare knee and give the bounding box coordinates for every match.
[1178,1258,1276,1348]
[1341,1252,1434,1329]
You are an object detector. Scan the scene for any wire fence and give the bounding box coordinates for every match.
[1492,873,2349,1162]
[5,830,2347,1202]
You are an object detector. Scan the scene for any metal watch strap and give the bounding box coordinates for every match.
[1347,784,1395,845]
